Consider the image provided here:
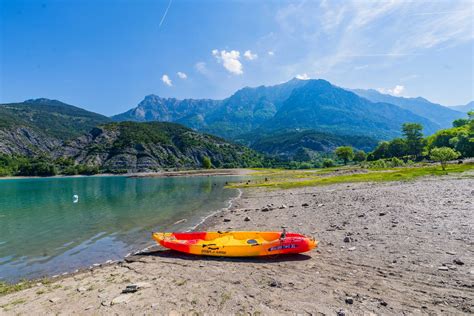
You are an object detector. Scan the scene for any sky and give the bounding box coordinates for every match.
[1,0,473,116]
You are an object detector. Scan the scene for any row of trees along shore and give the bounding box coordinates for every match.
[332,111,473,170]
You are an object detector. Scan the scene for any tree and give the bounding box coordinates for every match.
[322,158,335,168]
[335,146,354,165]
[430,147,460,171]
[402,123,424,158]
[368,141,390,161]
[453,118,469,128]
[294,147,311,162]
[353,150,367,162]
[202,156,212,169]
[387,138,407,158]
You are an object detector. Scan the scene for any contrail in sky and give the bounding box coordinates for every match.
[159,0,173,28]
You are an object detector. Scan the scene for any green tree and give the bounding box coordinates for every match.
[402,123,424,158]
[353,150,367,162]
[453,118,469,128]
[335,146,354,165]
[202,156,212,169]
[387,138,407,158]
[468,110,474,132]
[368,141,390,161]
[294,147,311,162]
[430,147,460,171]
[322,158,335,168]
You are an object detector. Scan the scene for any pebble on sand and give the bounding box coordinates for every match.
[453,259,464,265]
[111,294,131,305]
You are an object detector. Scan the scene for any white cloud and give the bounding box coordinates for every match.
[273,1,474,74]
[212,49,243,75]
[194,62,208,74]
[243,50,258,60]
[295,73,310,80]
[377,85,405,96]
[177,71,187,79]
[161,74,172,86]
[268,51,275,56]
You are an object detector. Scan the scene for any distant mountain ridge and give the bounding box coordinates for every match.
[112,95,221,127]
[449,101,474,113]
[261,80,438,139]
[352,89,465,128]
[113,78,443,142]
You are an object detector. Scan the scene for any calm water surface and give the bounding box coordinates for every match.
[0,175,242,282]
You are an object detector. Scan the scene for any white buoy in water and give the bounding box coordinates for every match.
[73,194,79,203]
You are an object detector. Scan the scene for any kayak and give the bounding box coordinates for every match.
[152,231,317,257]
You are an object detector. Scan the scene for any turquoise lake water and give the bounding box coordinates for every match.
[0,175,242,282]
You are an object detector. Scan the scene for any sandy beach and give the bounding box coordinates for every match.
[1,173,473,315]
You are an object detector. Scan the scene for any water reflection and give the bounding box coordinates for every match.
[0,175,241,282]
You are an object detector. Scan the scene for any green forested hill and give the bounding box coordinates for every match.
[0,98,111,140]
[243,129,379,158]
[57,121,265,172]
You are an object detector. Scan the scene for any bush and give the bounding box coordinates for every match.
[368,159,388,169]
[354,150,367,162]
[430,147,460,170]
[389,157,404,167]
[202,156,212,169]
[322,158,335,168]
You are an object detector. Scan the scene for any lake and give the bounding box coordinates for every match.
[0,175,242,282]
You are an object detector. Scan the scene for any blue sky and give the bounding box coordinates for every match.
[1,0,473,115]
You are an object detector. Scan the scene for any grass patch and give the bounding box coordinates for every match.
[0,278,52,297]
[1,298,27,310]
[229,163,474,189]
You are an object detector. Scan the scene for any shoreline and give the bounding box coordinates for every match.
[0,168,255,181]
[1,174,473,314]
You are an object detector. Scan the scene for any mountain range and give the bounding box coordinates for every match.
[112,78,468,156]
[449,101,474,113]
[352,89,467,128]
[1,78,470,168]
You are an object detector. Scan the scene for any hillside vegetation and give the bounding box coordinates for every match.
[242,129,378,158]
[0,98,111,140]
[56,121,265,173]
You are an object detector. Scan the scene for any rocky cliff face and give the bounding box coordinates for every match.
[56,122,263,172]
[0,127,60,156]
